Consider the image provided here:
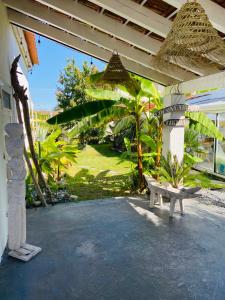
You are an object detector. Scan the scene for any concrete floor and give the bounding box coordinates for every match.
[1,197,225,300]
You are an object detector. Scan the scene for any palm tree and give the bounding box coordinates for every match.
[48,75,163,187]
[47,73,223,188]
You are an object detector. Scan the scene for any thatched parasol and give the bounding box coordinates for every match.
[155,0,225,68]
[101,52,131,84]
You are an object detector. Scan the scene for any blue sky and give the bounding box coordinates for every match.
[28,36,106,111]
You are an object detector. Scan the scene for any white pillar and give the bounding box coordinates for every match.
[162,93,186,163]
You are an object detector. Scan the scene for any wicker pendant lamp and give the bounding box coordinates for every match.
[101,51,131,84]
[155,0,225,68]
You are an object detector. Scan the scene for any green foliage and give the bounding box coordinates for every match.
[85,89,121,100]
[184,153,203,165]
[113,116,135,135]
[186,112,224,141]
[140,134,157,151]
[184,173,225,189]
[47,100,117,124]
[184,128,206,166]
[87,71,104,85]
[61,74,163,187]
[121,137,136,161]
[56,59,98,109]
[159,151,223,189]
[35,128,78,182]
[159,152,191,188]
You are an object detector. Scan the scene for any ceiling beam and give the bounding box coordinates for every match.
[34,0,161,54]
[166,69,225,95]
[31,0,217,76]
[163,0,225,35]
[7,9,177,86]
[3,0,196,82]
[88,0,171,38]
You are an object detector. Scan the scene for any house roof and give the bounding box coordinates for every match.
[23,30,39,65]
[187,88,225,113]
[3,0,225,86]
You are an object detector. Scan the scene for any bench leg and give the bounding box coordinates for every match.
[170,198,176,218]
[179,199,184,215]
[149,192,156,208]
[157,194,163,207]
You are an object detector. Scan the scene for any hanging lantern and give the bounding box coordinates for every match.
[155,0,225,68]
[101,51,131,85]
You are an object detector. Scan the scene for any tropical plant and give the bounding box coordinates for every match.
[159,151,225,189]
[159,152,191,188]
[56,59,98,109]
[11,56,50,207]
[48,75,163,187]
[184,128,206,166]
[35,128,78,184]
[186,111,223,140]
[86,76,163,187]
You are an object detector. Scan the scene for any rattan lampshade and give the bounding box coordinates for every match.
[155,0,225,68]
[101,52,131,84]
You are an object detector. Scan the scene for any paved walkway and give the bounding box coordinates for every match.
[1,197,225,300]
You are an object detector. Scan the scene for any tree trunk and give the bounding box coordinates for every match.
[37,141,43,186]
[136,114,144,188]
[24,150,48,207]
[21,95,53,203]
[155,116,163,181]
[15,97,47,207]
[10,55,53,204]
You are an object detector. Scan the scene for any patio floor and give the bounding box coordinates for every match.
[1,197,225,300]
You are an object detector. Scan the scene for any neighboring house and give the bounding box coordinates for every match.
[0,2,38,261]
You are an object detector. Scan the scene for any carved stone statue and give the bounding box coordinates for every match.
[5,123,41,261]
[5,123,26,250]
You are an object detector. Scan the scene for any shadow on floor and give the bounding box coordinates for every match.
[1,197,225,299]
[65,168,132,200]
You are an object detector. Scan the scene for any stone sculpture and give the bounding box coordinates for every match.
[5,123,41,261]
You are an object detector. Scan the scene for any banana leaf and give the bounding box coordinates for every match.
[186,112,224,141]
[47,100,116,125]
[85,89,121,101]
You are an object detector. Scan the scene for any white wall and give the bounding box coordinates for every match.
[0,2,29,261]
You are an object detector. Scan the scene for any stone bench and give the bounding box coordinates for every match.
[144,174,200,218]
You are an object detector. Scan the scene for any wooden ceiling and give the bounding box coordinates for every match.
[4,0,225,85]
[77,0,225,42]
[212,0,225,8]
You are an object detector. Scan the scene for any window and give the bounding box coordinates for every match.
[2,90,11,109]
[197,114,216,172]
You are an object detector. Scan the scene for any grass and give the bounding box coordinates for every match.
[65,144,132,200]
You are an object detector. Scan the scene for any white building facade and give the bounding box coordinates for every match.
[0,2,37,261]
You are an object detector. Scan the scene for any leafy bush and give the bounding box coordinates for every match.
[159,152,191,188]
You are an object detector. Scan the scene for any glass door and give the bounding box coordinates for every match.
[216,113,225,175]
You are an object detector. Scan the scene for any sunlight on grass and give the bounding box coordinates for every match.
[65,144,132,200]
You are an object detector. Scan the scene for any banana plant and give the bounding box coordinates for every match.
[35,128,78,184]
[47,74,162,188]
[184,128,207,166]
[186,111,223,141]
[84,75,162,187]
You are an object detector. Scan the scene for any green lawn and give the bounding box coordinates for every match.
[65,144,132,200]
